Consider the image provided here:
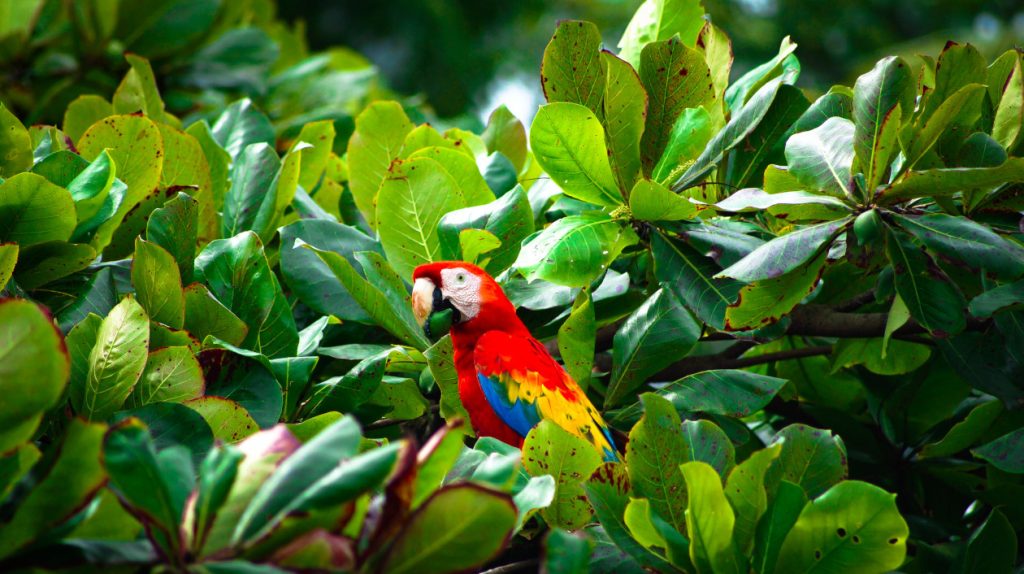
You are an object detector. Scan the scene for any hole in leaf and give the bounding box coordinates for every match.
[837,528,847,538]
[814,550,822,560]
[852,535,861,544]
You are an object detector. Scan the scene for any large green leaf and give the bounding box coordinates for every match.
[617,0,705,68]
[784,117,856,198]
[715,188,850,220]
[199,347,283,428]
[726,443,782,554]
[522,420,603,530]
[775,481,908,573]
[210,98,274,162]
[126,346,204,407]
[586,462,680,572]
[917,399,1002,459]
[221,143,280,239]
[724,37,798,111]
[903,83,985,169]
[183,283,249,346]
[765,424,847,498]
[652,107,714,184]
[0,299,69,451]
[545,528,593,574]
[541,20,606,117]
[155,124,217,243]
[195,232,298,358]
[558,289,596,387]
[482,105,527,172]
[960,509,1018,574]
[639,37,715,174]
[724,249,829,331]
[674,77,787,191]
[132,237,184,329]
[602,51,646,192]
[530,102,623,207]
[625,394,691,535]
[885,229,966,336]
[301,350,388,416]
[516,211,637,287]
[680,461,743,574]
[185,396,259,443]
[0,173,76,246]
[728,84,810,190]
[878,158,1024,204]
[147,192,198,284]
[629,179,697,222]
[375,156,466,280]
[753,480,808,574]
[793,87,853,133]
[972,427,1024,474]
[919,42,986,125]
[606,288,700,407]
[652,229,743,329]
[0,242,16,291]
[718,219,847,282]
[71,297,150,421]
[0,419,107,559]
[380,484,517,574]
[437,185,534,274]
[0,102,32,178]
[611,370,787,424]
[68,150,116,231]
[302,243,429,349]
[852,56,915,191]
[894,213,1024,280]
[407,146,494,207]
[991,53,1023,151]
[13,240,97,290]
[113,54,167,122]
[347,100,413,227]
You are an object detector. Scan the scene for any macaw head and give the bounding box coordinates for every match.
[411,261,517,339]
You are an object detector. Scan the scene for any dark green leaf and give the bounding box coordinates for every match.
[894,213,1024,279]
[785,117,855,198]
[718,219,847,282]
[765,424,847,498]
[132,237,184,329]
[852,56,915,190]
[602,51,646,192]
[753,480,807,574]
[210,98,275,162]
[0,173,76,246]
[437,185,534,275]
[652,229,743,329]
[885,229,966,336]
[541,20,606,117]
[516,212,637,287]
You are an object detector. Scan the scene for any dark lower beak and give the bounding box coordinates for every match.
[424,286,461,340]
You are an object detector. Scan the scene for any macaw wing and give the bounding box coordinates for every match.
[474,331,618,461]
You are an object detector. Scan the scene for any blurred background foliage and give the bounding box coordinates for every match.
[281,0,1024,121]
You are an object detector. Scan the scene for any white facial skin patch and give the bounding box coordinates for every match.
[440,267,482,321]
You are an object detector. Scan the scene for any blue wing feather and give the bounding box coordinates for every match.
[477,372,541,438]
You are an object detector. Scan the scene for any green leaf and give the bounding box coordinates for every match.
[919,42,986,126]
[612,370,787,425]
[894,213,1024,280]
[185,396,259,443]
[724,37,799,111]
[482,105,527,172]
[960,509,1017,574]
[72,297,150,421]
[558,289,596,387]
[852,56,915,190]
[652,107,713,184]
[233,417,361,543]
[63,95,114,145]
[765,424,847,499]
[785,117,855,198]
[639,37,715,174]
[793,87,854,133]
[629,179,697,221]
[696,22,733,102]
[674,77,787,191]
[726,443,783,554]
[183,283,249,346]
[195,232,299,358]
[623,498,691,567]
[302,242,429,349]
[724,249,828,331]
[425,335,472,426]
[918,399,1003,459]
[516,212,637,287]
[586,462,680,572]
[522,420,603,530]
[210,98,274,162]
[602,51,646,192]
[192,445,243,554]
[530,102,623,207]
[126,346,204,407]
[885,229,966,336]
[13,240,97,290]
[156,124,217,244]
[0,102,32,178]
[68,149,116,229]
[728,84,810,189]
[904,84,985,169]
[0,242,15,290]
[78,114,165,255]
[380,484,517,574]
[625,394,692,534]
[147,192,198,284]
[0,172,76,246]
[991,54,1023,150]
[279,219,380,323]
[617,0,705,68]
[132,237,184,329]
[113,54,167,122]
[652,229,743,329]
[542,20,606,117]
[606,288,700,407]
[680,461,743,574]
[291,119,336,192]
[408,145,495,207]
[302,350,388,416]
[0,419,107,559]
[347,101,414,227]
[878,158,1024,204]
[545,528,593,574]
[831,338,930,375]
[186,120,231,209]
[753,480,807,574]
[375,156,467,280]
[775,481,908,574]
[715,188,850,220]
[437,185,534,274]
[199,348,283,428]
[972,427,1024,474]
[718,219,847,282]
[222,142,280,238]
[969,280,1024,318]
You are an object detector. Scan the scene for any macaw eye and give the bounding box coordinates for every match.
[455,272,466,283]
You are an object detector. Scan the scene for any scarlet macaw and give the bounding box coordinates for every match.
[412,262,618,461]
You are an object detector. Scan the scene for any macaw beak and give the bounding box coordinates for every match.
[411,277,461,340]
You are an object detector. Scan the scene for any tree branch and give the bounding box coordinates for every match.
[785,304,989,338]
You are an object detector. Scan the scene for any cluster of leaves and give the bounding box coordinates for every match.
[1,0,1023,572]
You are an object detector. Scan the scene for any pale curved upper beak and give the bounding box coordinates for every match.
[411,278,436,326]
